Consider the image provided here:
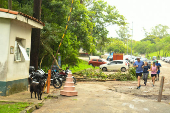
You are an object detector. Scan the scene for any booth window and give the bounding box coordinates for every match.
[14,40,21,61]
[14,38,29,62]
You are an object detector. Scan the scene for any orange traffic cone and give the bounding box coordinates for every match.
[60,73,78,96]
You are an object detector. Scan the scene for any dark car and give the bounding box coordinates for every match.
[88,59,107,67]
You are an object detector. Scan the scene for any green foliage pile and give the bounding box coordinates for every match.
[76,69,108,80]
[76,67,137,81]
[0,101,32,113]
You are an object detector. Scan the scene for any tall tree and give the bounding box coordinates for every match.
[89,0,126,53]
[151,24,169,39]
[116,25,131,43]
[30,0,42,70]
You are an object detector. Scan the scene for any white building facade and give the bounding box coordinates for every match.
[0,8,44,96]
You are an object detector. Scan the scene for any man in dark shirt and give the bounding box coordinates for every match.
[133,58,144,89]
[156,61,161,81]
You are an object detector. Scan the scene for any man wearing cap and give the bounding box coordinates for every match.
[133,58,144,89]
[155,61,161,81]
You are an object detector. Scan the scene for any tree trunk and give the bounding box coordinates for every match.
[30,0,42,70]
[8,0,12,10]
[39,53,47,69]
[80,0,83,4]
[41,41,61,68]
[0,0,3,7]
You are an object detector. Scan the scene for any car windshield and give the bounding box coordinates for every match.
[108,55,112,58]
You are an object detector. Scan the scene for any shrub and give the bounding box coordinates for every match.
[77,68,137,81]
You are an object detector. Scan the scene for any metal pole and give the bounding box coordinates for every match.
[131,22,133,57]
[127,37,128,54]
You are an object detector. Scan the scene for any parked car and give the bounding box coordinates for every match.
[165,57,170,63]
[130,57,136,64]
[89,56,100,61]
[125,60,130,67]
[107,55,113,61]
[141,58,147,62]
[152,56,157,61]
[99,60,128,72]
[162,57,166,61]
[124,55,131,60]
[88,59,108,67]
[144,59,152,67]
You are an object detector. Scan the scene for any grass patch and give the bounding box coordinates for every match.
[62,60,99,73]
[38,103,43,107]
[0,101,32,113]
[147,50,164,59]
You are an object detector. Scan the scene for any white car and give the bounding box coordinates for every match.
[99,60,128,72]
[162,57,166,61]
[165,57,170,63]
[89,56,100,61]
[130,57,136,64]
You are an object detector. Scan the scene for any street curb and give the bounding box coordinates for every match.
[20,93,58,113]
[20,99,45,113]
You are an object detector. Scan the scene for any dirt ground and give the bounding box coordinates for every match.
[33,60,170,113]
[101,60,170,104]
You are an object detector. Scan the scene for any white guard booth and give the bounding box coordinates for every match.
[0,8,44,96]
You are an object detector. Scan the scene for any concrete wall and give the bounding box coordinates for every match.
[0,18,11,95]
[0,12,44,95]
[0,18,10,82]
[7,19,32,81]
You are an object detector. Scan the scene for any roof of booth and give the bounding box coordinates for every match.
[0,8,45,27]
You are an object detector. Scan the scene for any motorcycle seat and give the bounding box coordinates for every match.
[34,73,45,78]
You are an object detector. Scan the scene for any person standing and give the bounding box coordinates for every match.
[142,62,150,86]
[156,61,161,81]
[148,62,158,87]
[133,58,144,89]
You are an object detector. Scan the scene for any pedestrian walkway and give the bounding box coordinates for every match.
[0,86,55,104]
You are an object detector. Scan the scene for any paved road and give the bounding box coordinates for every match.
[33,60,170,113]
[33,82,170,113]
[158,60,170,81]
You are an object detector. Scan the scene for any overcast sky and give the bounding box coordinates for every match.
[104,0,170,41]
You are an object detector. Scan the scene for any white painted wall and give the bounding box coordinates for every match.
[0,18,10,81]
[0,12,43,82]
[6,19,32,81]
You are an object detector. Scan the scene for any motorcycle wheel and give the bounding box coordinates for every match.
[73,76,76,84]
[53,78,62,89]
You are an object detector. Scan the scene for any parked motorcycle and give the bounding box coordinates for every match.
[58,68,76,84]
[29,66,62,89]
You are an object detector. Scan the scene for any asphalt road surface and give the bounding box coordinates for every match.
[33,61,170,113]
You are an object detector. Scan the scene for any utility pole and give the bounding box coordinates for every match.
[131,22,133,57]
[127,36,128,55]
